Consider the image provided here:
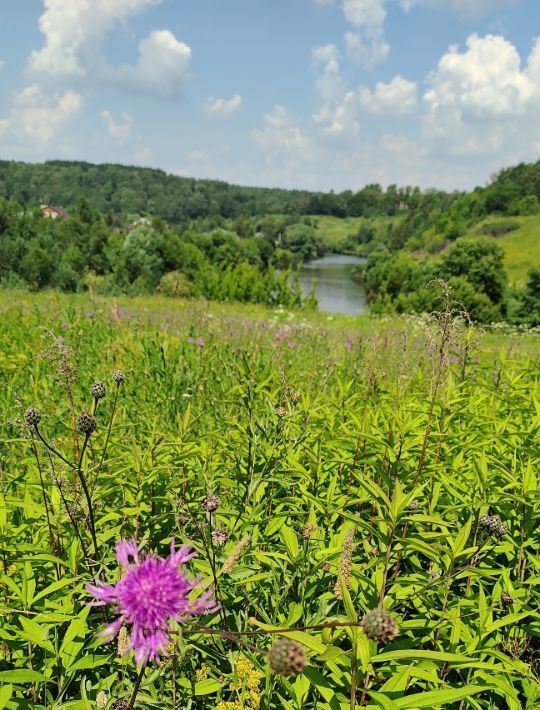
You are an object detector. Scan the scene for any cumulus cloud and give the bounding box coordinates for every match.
[251,106,315,167]
[204,94,242,117]
[0,84,83,147]
[113,30,191,98]
[425,34,538,119]
[345,31,389,69]
[101,109,133,143]
[360,75,418,113]
[423,34,540,156]
[28,0,192,98]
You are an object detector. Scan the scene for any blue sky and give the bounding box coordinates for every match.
[0,0,538,192]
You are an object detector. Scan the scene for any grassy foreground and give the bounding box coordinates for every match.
[0,291,539,709]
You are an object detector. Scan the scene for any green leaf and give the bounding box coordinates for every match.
[0,685,12,710]
[393,685,491,708]
[0,669,50,683]
[194,679,221,695]
[367,690,401,709]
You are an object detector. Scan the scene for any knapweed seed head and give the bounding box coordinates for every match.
[110,701,129,710]
[277,406,287,418]
[479,514,507,538]
[24,407,42,427]
[76,412,97,435]
[267,638,307,677]
[408,500,419,511]
[90,381,107,400]
[112,369,125,383]
[202,494,220,513]
[291,391,301,404]
[87,538,218,665]
[211,529,229,547]
[361,609,399,644]
[501,590,515,606]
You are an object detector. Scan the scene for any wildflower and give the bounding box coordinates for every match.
[24,407,42,427]
[267,638,307,677]
[90,381,107,400]
[335,529,355,599]
[202,494,220,513]
[195,663,209,682]
[277,406,287,418]
[76,412,97,435]
[211,529,229,547]
[344,340,353,350]
[361,609,399,644]
[222,535,250,573]
[291,391,301,403]
[87,539,218,665]
[112,369,125,383]
[197,337,205,347]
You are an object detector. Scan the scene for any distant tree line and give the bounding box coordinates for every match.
[0,198,305,307]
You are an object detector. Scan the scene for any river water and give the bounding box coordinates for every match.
[299,254,367,316]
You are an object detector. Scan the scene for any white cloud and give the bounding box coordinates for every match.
[360,75,418,113]
[310,0,336,5]
[100,109,133,143]
[425,34,537,120]
[313,91,360,136]
[113,30,191,98]
[0,84,83,147]
[251,106,315,167]
[311,43,339,66]
[204,94,242,117]
[28,0,192,98]
[134,147,152,162]
[342,0,387,28]
[423,35,540,157]
[345,31,389,69]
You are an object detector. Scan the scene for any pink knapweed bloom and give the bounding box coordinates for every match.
[196,337,205,347]
[87,539,218,665]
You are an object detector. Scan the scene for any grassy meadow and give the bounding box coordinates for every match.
[0,291,539,709]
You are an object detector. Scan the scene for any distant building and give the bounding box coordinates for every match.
[41,205,70,220]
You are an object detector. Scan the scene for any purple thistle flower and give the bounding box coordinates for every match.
[196,337,205,347]
[187,336,195,344]
[87,539,218,665]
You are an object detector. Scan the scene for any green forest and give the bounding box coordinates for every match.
[0,158,538,323]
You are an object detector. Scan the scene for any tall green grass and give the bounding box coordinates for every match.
[0,292,538,709]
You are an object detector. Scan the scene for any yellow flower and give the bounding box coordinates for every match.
[196,664,209,682]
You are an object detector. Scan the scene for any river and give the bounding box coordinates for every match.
[299,254,367,316]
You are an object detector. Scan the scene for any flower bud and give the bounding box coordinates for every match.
[268,638,307,677]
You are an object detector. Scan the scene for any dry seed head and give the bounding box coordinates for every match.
[24,407,42,427]
[479,514,507,538]
[291,391,301,403]
[501,590,515,606]
[302,523,315,539]
[117,625,130,657]
[202,494,220,513]
[211,529,229,547]
[112,369,125,383]
[277,406,287,418]
[361,609,399,644]
[222,535,250,573]
[111,701,129,710]
[89,381,107,399]
[408,500,419,511]
[76,412,97,435]
[267,638,307,677]
[335,528,355,599]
